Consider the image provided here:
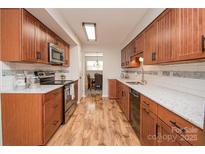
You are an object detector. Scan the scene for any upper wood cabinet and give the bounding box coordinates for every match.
[135,32,145,54]
[22,10,37,62]
[144,21,158,65]
[63,43,70,67]
[122,8,205,66]
[1,8,70,66]
[121,39,140,68]
[157,9,180,63]
[179,8,205,60]
[36,21,48,63]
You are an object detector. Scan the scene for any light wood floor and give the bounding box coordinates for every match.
[47,94,140,146]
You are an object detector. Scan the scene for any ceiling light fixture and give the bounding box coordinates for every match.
[82,22,96,41]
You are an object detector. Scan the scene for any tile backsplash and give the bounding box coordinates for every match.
[122,62,205,80]
[1,61,71,90]
[121,62,205,98]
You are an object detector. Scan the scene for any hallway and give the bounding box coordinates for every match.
[47,94,140,146]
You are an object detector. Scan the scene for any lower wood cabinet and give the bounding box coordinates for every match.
[140,95,203,146]
[140,95,158,146]
[115,80,130,121]
[108,79,118,99]
[157,118,191,146]
[1,87,63,146]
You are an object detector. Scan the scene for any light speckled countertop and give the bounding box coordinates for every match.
[117,79,205,129]
[1,85,63,94]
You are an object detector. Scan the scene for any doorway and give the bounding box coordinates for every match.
[84,53,103,96]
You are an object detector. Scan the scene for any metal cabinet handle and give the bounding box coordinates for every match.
[202,34,205,52]
[36,52,41,60]
[143,101,150,106]
[143,107,149,114]
[156,124,159,138]
[169,120,186,133]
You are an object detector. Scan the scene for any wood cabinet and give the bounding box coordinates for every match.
[36,21,48,63]
[157,118,191,146]
[1,88,63,146]
[144,21,158,65]
[140,95,203,146]
[157,9,180,63]
[74,80,78,102]
[135,32,145,54]
[140,95,158,145]
[44,88,63,143]
[121,49,126,67]
[22,9,37,62]
[0,8,70,66]
[122,8,205,65]
[108,79,118,99]
[121,40,140,68]
[64,43,70,67]
[179,8,205,60]
[116,81,130,120]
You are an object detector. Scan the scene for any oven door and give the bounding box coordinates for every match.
[49,43,64,64]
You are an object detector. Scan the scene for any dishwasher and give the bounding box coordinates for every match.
[130,89,140,139]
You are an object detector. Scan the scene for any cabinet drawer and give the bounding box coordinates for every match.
[44,88,62,101]
[158,105,203,145]
[141,95,157,115]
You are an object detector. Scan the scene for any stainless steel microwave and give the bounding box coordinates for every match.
[48,43,64,64]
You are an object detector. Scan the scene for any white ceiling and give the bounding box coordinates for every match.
[56,8,148,48]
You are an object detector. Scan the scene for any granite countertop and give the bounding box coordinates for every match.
[117,78,205,129]
[1,85,64,94]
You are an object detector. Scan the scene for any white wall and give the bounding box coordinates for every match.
[82,45,121,97]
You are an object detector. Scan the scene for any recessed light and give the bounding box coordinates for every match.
[82,22,96,41]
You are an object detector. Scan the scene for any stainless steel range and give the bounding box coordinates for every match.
[35,71,77,124]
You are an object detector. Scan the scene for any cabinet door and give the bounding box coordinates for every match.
[22,10,37,62]
[36,22,48,63]
[44,88,63,144]
[118,82,124,109]
[144,22,158,65]
[135,32,145,54]
[121,50,126,68]
[47,30,56,44]
[140,102,157,145]
[108,79,117,99]
[157,118,191,146]
[179,8,205,60]
[74,80,78,101]
[157,9,180,63]
[64,43,70,67]
[123,85,130,120]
